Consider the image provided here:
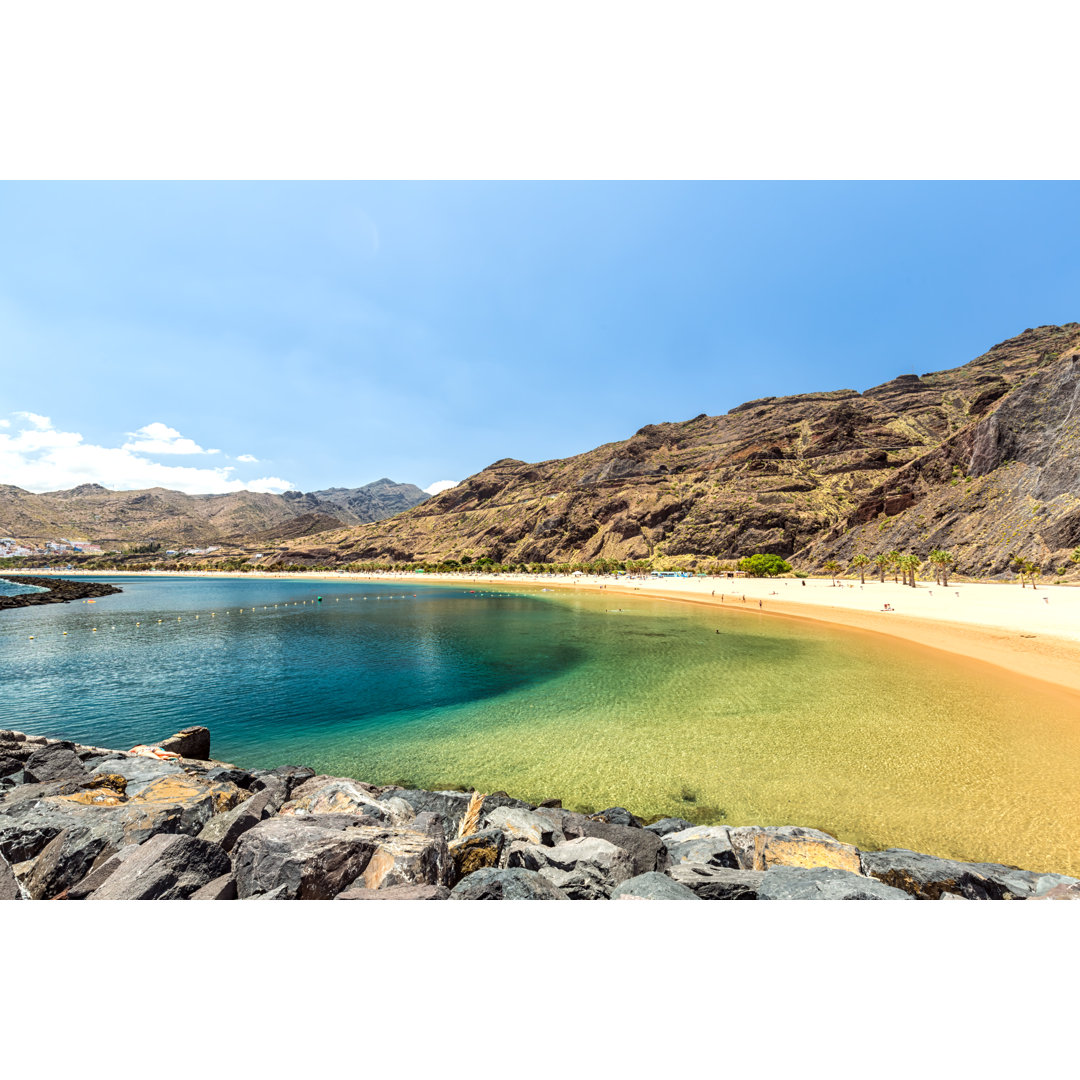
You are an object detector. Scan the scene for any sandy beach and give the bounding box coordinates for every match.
[8,567,1080,697]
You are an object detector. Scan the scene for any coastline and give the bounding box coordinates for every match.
[16,567,1080,698]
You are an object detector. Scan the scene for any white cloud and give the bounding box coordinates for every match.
[424,480,459,495]
[1,413,294,495]
[122,421,219,455]
[237,453,258,463]
[0,419,10,428]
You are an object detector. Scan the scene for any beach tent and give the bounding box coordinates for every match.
[572,570,584,576]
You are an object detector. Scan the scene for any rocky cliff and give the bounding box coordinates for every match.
[271,324,1080,575]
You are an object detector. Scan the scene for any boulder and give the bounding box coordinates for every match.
[25,825,120,899]
[0,756,24,780]
[58,845,145,900]
[484,806,564,847]
[353,825,453,891]
[860,848,1079,900]
[611,872,701,900]
[589,807,644,828]
[23,743,89,784]
[1,851,26,899]
[336,884,451,900]
[289,774,381,801]
[232,816,377,900]
[663,826,739,870]
[197,780,287,853]
[280,778,406,825]
[448,829,504,877]
[727,826,862,874]
[158,726,211,761]
[757,865,913,900]
[507,835,634,899]
[450,867,568,900]
[89,834,232,899]
[380,789,473,837]
[560,817,668,876]
[249,766,316,797]
[189,874,238,900]
[667,864,765,899]
[644,817,695,837]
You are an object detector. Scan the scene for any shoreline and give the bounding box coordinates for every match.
[0,574,124,611]
[14,567,1080,698]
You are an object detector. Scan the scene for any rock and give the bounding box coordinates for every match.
[245,884,291,900]
[484,806,564,847]
[190,874,238,900]
[289,774,381,801]
[1029,881,1080,900]
[91,755,184,795]
[757,865,914,900]
[280,778,406,825]
[1,851,26,899]
[353,825,453,891]
[58,845,144,899]
[24,825,120,899]
[663,826,739,870]
[158,726,211,761]
[201,767,256,789]
[561,817,668,876]
[860,848,1079,900]
[667,864,765,899]
[508,836,634,899]
[233,816,377,900]
[89,834,231,899]
[408,811,444,837]
[590,807,644,828]
[197,780,286,853]
[644,817,695,837]
[727,825,862,874]
[448,829,504,877]
[537,798,562,809]
[611,872,702,900]
[449,867,569,900]
[335,884,451,900]
[23,743,89,784]
[0,756,24,780]
[249,766,316,797]
[380,788,473,837]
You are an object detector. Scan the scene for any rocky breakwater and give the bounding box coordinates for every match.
[2,727,1079,901]
[0,575,122,611]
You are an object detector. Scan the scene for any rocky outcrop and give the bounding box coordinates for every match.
[0,576,122,611]
[2,727,1075,900]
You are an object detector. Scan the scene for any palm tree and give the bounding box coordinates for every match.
[850,553,870,584]
[928,548,955,586]
[1026,561,1042,590]
[872,552,891,583]
[887,550,902,583]
[822,559,842,585]
[900,553,922,587]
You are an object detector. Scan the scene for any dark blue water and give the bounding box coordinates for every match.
[0,576,584,761]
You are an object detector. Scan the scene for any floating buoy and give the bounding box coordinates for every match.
[136,622,140,627]
[28,636,33,640]
[92,628,97,632]
[63,631,67,636]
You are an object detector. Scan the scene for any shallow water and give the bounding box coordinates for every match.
[3,575,1079,875]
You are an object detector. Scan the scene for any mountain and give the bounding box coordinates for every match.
[0,479,428,547]
[308,479,428,522]
[268,324,1080,576]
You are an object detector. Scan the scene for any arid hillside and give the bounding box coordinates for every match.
[269,324,1080,575]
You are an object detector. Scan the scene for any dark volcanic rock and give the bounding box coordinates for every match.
[535,808,668,875]
[249,766,316,797]
[644,817,696,837]
[89,834,231,900]
[667,865,765,900]
[59,844,145,899]
[590,807,644,828]
[860,848,1078,900]
[757,866,913,900]
[449,867,569,900]
[25,824,116,899]
[0,576,122,610]
[23,743,89,784]
[232,817,376,900]
[663,826,739,870]
[611,872,701,900]
[90,755,184,794]
[507,836,635,899]
[197,781,286,853]
[378,788,473,836]
[158,726,211,761]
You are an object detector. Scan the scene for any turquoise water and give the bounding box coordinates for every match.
[3,574,1080,874]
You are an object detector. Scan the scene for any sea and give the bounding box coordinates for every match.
[3,573,1080,875]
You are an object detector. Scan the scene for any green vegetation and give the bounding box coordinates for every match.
[737,553,792,577]
[850,553,870,584]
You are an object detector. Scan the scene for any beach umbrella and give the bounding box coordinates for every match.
[572,570,584,576]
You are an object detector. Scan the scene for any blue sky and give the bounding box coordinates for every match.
[2,181,1080,495]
